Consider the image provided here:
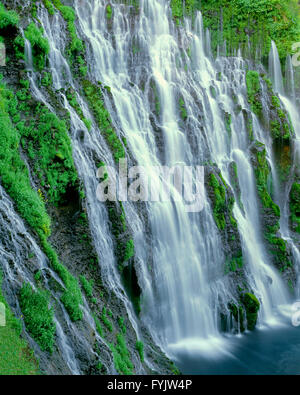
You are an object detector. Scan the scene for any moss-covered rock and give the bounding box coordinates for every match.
[241,292,260,331]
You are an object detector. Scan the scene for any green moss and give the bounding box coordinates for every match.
[0,2,19,29]
[135,340,144,362]
[13,35,25,60]
[241,293,260,331]
[79,275,94,299]
[42,0,55,15]
[0,77,83,322]
[101,307,113,332]
[19,283,56,353]
[0,274,39,374]
[106,4,113,20]
[24,23,50,72]
[252,142,280,217]
[209,173,226,230]
[123,239,134,262]
[118,316,126,334]
[224,112,232,136]
[200,0,300,64]
[110,333,134,375]
[290,183,300,234]
[51,0,87,74]
[179,98,187,121]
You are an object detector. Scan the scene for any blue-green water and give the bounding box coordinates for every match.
[176,324,300,375]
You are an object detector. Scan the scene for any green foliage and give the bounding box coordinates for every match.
[170,0,195,23]
[117,316,126,334]
[40,237,83,321]
[24,23,50,71]
[66,87,91,130]
[110,333,134,375]
[123,239,134,262]
[246,71,262,117]
[200,0,300,64]
[241,292,260,331]
[52,0,87,73]
[252,143,280,217]
[0,273,39,374]
[106,4,113,20]
[0,77,82,322]
[101,307,113,332]
[135,340,144,362]
[93,314,104,337]
[42,0,55,15]
[0,79,51,237]
[82,80,126,162]
[209,173,226,230]
[179,98,188,121]
[79,275,93,299]
[0,2,19,29]
[19,283,56,353]
[7,80,78,206]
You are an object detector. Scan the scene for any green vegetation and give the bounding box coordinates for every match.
[170,0,196,23]
[42,0,55,15]
[0,274,39,374]
[19,283,56,353]
[209,173,226,230]
[101,307,113,332]
[290,183,300,234]
[123,240,135,262]
[135,340,144,362]
[241,292,260,330]
[66,87,92,130]
[0,2,19,29]
[252,142,292,272]
[82,80,126,162]
[0,77,82,321]
[51,0,87,75]
[252,142,280,217]
[224,112,232,136]
[246,71,262,117]
[93,314,104,337]
[80,275,94,299]
[8,79,78,206]
[118,316,126,334]
[110,333,134,375]
[24,23,50,71]
[106,4,113,20]
[179,98,188,121]
[200,0,300,64]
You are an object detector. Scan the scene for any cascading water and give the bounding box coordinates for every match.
[1,0,299,373]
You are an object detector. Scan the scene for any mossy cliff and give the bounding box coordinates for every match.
[0,0,175,375]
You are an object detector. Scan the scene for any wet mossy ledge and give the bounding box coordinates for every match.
[251,141,295,282]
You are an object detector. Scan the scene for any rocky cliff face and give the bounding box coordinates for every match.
[0,0,299,375]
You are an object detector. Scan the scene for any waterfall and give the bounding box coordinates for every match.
[269,40,284,95]
[285,55,296,101]
[1,0,299,371]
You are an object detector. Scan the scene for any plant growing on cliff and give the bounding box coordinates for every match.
[19,283,56,353]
